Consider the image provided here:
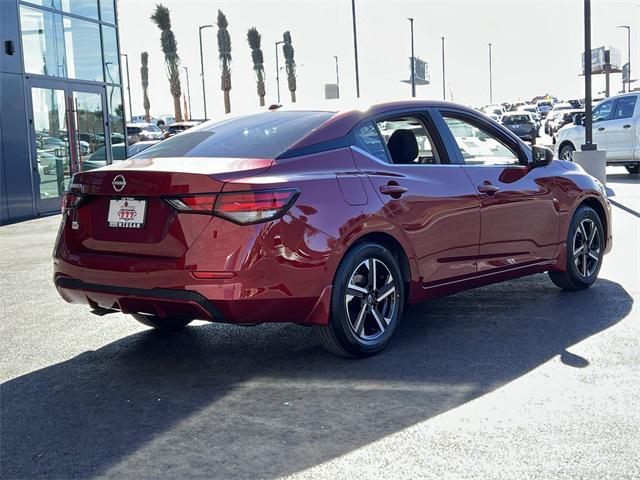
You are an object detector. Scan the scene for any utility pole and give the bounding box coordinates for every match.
[351,0,360,97]
[199,24,213,119]
[441,36,446,101]
[334,55,340,98]
[617,25,631,92]
[120,53,132,122]
[275,40,284,103]
[408,18,415,98]
[582,0,595,150]
[182,66,191,120]
[488,43,493,104]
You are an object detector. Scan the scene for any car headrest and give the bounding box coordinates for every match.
[387,129,418,164]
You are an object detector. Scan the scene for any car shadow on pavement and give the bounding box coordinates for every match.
[1,275,633,479]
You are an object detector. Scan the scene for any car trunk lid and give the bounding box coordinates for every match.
[66,157,272,257]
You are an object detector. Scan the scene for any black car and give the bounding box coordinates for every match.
[501,113,537,142]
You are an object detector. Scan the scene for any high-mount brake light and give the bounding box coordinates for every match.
[164,189,299,225]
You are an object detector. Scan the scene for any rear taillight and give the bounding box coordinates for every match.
[165,195,217,213]
[61,191,84,213]
[164,189,299,225]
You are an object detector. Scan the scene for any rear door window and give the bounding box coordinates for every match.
[613,96,637,119]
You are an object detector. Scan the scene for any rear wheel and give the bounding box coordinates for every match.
[313,242,405,357]
[626,163,639,174]
[559,143,575,162]
[132,313,193,330]
[548,206,604,291]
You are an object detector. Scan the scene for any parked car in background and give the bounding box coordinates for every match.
[126,123,164,144]
[482,104,506,120]
[53,101,611,357]
[551,109,584,143]
[519,105,542,129]
[81,144,126,171]
[163,121,202,139]
[555,93,640,174]
[127,140,161,157]
[545,103,574,134]
[537,101,554,118]
[501,112,538,142]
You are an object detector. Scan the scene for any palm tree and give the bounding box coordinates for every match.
[150,4,182,121]
[140,52,151,123]
[247,27,266,107]
[282,31,297,103]
[217,10,232,114]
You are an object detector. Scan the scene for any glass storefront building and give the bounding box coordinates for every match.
[0,0,125,223]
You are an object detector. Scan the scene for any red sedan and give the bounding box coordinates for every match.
[54,101,611,357]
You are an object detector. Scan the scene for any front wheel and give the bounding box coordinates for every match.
[313,242,405,357]
[626,163,639,174]
[132,313,193,331]
[559,143,575,162]
[548,206,604,291]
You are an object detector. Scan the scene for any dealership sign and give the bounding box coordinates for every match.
[402,57,430,85]
[582,46,622,74]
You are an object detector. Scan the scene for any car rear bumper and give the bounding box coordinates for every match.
[53,260,333,326]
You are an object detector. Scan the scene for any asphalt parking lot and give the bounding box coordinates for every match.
[1,167,638,480]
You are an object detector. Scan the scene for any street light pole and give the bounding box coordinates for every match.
[199,24,213,120]
[351,0,360,97]
[334,55,340,98]
[441,36,446,101]
[488,43,493,104]
[120,53,132,122]
[617,25,631,93]
[408,18,415,98]
[182,66,191,120]
[583,0,595,150]
[275,40,284,103]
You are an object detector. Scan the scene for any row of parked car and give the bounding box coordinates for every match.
[125,120,202,154]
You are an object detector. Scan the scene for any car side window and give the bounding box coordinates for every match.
[593,99,615,122]
[613,96,637,119]
[375,116,445,164]
[442,116,520,166]
[349,121,390,162]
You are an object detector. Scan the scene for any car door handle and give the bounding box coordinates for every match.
[623,124,632,129]
[477,183,500,195]
[597,127,605,131]
[379,184,408,196]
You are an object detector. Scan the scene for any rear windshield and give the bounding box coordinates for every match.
[134,111,334,159]
[503,115,531,124]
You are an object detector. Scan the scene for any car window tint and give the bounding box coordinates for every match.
[349,122,389,162]
[376,116,444,164]
[593,99,615,122]
[613,96,637,119]
[443,116,519,166]
[134,111,335,159]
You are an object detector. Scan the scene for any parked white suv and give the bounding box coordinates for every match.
[555,93,640,174]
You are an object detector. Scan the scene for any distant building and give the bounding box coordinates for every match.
[1,0,126,224]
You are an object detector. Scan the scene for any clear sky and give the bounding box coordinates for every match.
[117,0,639,119]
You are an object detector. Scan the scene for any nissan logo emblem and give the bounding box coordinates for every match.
[112,175,126,192]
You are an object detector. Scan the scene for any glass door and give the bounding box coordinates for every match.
[27,80,73,213]
[69,84,110,172]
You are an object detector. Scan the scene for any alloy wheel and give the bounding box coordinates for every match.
[572,218,601,278]
[561,147,574,161]
[345,258,398,341]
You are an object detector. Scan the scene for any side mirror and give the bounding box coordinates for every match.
[573,113,585,126]
[531,145,553,168]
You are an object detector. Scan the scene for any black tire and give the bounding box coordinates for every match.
[132,313,193,330]
[548,206,604,291]
[313,242,405,357]
[559,143,575,162]
[626,164,639,174]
